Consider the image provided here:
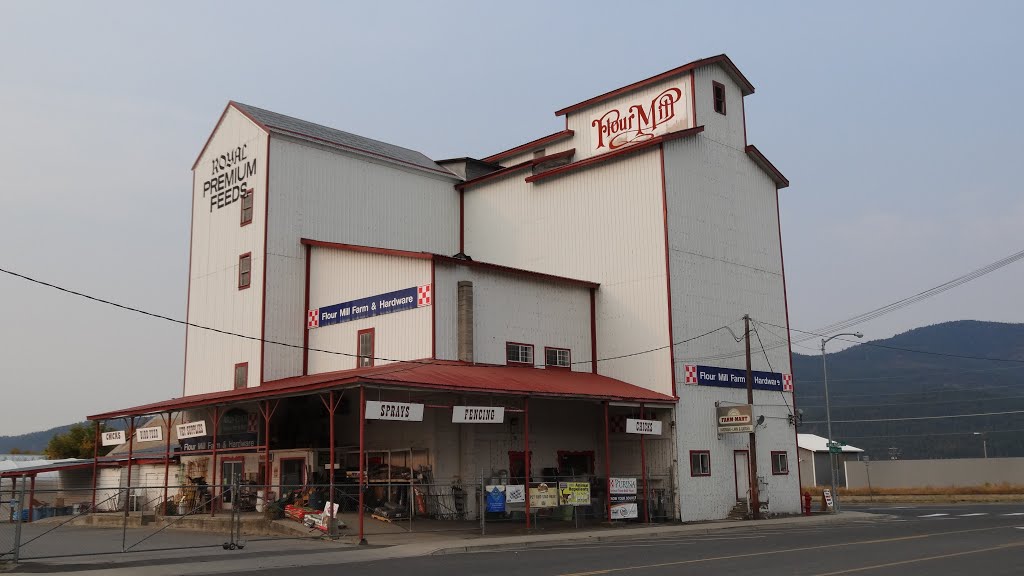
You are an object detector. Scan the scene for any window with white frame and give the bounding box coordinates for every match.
[545,347,570,369]
[771,451,789,475]
[690,450,710,476]
[506,342,534,365]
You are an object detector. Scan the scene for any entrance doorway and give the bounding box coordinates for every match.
[734,450,749,502]
[279,458,305,494]
[221,459,244,504]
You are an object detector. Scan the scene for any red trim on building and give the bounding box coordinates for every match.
[771,450,790,475]
[234,362,248,389]
[745,145,789,189]
[690,70,698,127]
[238,252,252,290]
[430,260,436,360]
[543,347,571,369]
[525,127,704,184]
[457,149,576,191]
[458,188,465,254]
[741,94,748,147]
[300,238,600,289]
[481,130,575,164]
[260,136,271,386]
[554,55,755,117]
[589,288,598,374]
[357,328,375,368]
[303,243,311,376]
[505,341,535,366]
[689,450,711,477]
[659,145,677,397]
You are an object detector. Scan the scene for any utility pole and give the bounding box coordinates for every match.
[744,315,760,519]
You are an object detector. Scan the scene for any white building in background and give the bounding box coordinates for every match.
[92,54,798,523]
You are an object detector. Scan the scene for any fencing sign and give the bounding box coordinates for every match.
[452,406,504,424]
[176,420,208,439]
[506,484,525,504]
[135,426,163,442]
[485,485,506,512]
[101,430,127,446]
[365,401,424,422]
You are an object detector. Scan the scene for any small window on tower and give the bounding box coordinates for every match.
[234,362,248,389]
[771,451,789,475]
[357,328,375,368]
[713,81,727,115]
[238,253,252,290]
[240,188,253,226]
[544,347,570,369]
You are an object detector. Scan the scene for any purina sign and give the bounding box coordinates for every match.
[683,364,793,393]
[308,285,431,329]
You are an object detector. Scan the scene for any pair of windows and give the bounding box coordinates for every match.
[688,450,789,477]
[505,343,571,369]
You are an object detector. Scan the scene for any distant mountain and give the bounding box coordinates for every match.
[0,422,81,454]
[793,320,1024,460]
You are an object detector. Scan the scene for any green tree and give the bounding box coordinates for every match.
[45,423,112,459]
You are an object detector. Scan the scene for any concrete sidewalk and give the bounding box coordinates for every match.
[3,512,877,575]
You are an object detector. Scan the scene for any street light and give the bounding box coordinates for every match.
[973,432,988,458]
[821,331,864,513]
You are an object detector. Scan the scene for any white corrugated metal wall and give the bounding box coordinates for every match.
[462,148,672,396]
[185,107,268,395]
[263,136,460,382]
[663,96,799,520]
[434,262,592,368]
[306,247,432,374]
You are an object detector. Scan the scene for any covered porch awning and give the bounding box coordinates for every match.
[88,360,677,421]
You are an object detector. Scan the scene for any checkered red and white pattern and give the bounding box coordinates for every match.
[783,373,794,392]
[247,413,259,433]
[683,364,698,385]
[609,415,627,434]
[417,284,432,307]
[307,309,320,329]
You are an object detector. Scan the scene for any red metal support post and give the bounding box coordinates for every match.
[125,417,136,515]
[259,399,278,513]
[604,401,612,522]
[524,397,531,530]
[28,475,36,522]
[91,420,100,512]
[210,406,219,517]
[358,386,367,545]
[640,404,649,523]
[320,391,340,532]
[162,412,172,514]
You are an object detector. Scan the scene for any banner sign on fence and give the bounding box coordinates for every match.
[626,418,662,435]
[611,502,639,519]
[683,364,792,393]
[610,477,637,495]
[486,485,506,512]
[179,433,259,452]
[558,482,591,506]
[364,401,424,422]
[308,285,432,330]
[101,430,126,446]
[716,404,754,434]
[610,477,638,518]
[530,483,559,508]
[452,406,505,424]
[176,420,208,439]
[506,484,525,504]
[135,426,163,442]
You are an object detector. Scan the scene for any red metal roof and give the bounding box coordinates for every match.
[88,361,676,420]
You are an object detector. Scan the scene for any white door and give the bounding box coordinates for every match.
[734,451,749,502]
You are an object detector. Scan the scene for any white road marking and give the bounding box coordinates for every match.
[919,513,949,517]
[1002,512,1024,516]
[958,513,989,517]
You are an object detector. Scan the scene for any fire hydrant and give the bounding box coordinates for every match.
[802,491,812,516]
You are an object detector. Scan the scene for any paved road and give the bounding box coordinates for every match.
[212,503,1024,576]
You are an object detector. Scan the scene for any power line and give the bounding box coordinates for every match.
[837,428,1024,440]
[799,393,1024,410]
[802,409,1024,424]
[750,320,792,415]
[0,265,732,370]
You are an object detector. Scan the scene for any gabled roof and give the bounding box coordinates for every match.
[193,101,457,179]
[797,433,864,453]
[88,361,675,421]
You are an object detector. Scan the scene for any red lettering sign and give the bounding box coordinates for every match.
[591,87,683,151]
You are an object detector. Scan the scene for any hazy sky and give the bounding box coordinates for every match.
[1,1,1022,435]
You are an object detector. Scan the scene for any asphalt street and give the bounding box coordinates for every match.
[213,503,1024,576]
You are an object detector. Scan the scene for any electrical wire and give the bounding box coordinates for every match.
[750,320,793,415]
[802,409,1024,424]
[798,393,1024,410]
[836,428,1024,440]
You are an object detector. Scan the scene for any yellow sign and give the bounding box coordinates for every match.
[529,483,559,508]
[558,482,591,506]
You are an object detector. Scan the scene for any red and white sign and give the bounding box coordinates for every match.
[684,364,698,385]
[588,80,692,153]
[307,309,320,328]
[417,284,432,307]
[783,373,794,392]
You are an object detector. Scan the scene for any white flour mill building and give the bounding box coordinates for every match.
[92,54,799,526]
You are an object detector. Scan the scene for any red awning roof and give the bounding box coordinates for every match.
[88,361,676,420]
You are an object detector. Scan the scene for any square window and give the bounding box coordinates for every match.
[544,347,570,369]
[233,363,248,390]
[357,328,375,368]
[506,342,534,365]
[240,188,254,226]
[713,81,727,115]
[771,451,789,475]
[690,450,711,476]
[238,253,252,290]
